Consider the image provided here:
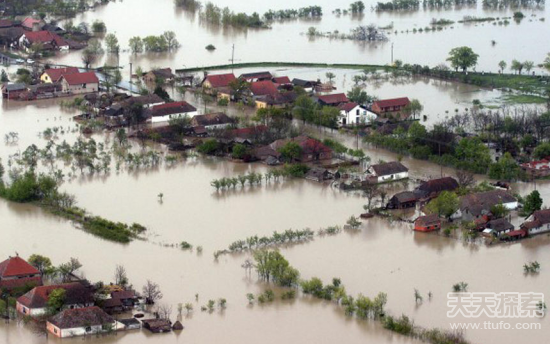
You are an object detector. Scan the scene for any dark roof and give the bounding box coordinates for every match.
[120,94,164,107]
[203,73,236,88]
[371,161,408,176]
[2,83,27,92]
[142,318,172,332]
[532,209,550,225]
[17,283,93,308]
[48,307,114,329]
[487,218,514,232]
[0,27,25,41]
[62,72,99,85]
[391,191,418,203]
[273,76,291,84]
[250,81,278,96]
[317,93,348,105]
[415,214,440,226]
[111,290,136,300]
[151,101,197,117]
[254,145,281,159]
[373,97,410,108]
[230,125,268,139]
[43,67,79,82]
[240,71,272,80]
[148,68,174,79]
[417,177,459,197]
[292,78,315,87]
[172,320,184,330]
[0,256,39,277]
[119,318,141,327]
[460,190,517,217]
[339,102,360,112]
[257,91,297,105]
[192,113,234,127]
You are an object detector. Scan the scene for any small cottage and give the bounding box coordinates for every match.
[317,93,349,107]
[371,97,410,115]
[46,307,117,338]
[149,101,198,123]
[16,282,94,317]
[483,218,515,238]
[414,214,441,232]
[305,167,332,182]
[521,209,550,236]
[191,113,235,130]
[142,319,172,333]
[119,318,141,330]
[366,161,409,183]
[387,191,418,209]
[0,255,42,291]
[454,190,518,221]
[60,72,99,94]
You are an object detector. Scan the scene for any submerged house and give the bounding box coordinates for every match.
[60,72,99,94]
[482,218,515,238]
[387,191,418,209]
[142,319,172,333]
[16,283,94,317]
[240,71,273,82]
[305,167,332,182]
[270,136,332,162]
[149,101,198,123]
[366,161,409,183]
[46,306,116,338]
[201,73,236,93]
[41,67,79,83]
[414,214,441,232]
[143,68,175,83]
[521,209,550,236]
[454,190,518,221]
[191,113,235,130]
[371,97,410,116]
[0,255,42,291]
[415,177,459,203]
[316,93,349,107]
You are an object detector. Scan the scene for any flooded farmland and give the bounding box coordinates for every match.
[2,0,550,343]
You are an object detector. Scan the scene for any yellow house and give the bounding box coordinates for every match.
[40,67,79,84]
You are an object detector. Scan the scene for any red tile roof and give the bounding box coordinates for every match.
[273,76,291,84]
[17,283,93,308]
[415,214,440,227]
[204,73,236,88]
[151,101,197,117]
[318,93,348,105]
[250,81,278,96]
[23,30,66,47]
[43,67,79,82]
[230,125,268,139]
[21,17,41,29]
[373,97,410,109]
[0,256,40,277]
[339,102,359,112]
[62,72,99,85]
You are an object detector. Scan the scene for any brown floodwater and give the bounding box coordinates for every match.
[48,0,550,77]
[1,94,550,344]
[2,1,550,342]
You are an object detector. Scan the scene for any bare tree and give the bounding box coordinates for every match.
[114,265,128,287]
[156,303,173,320]
[456,170,475,188]
[142,280,163,305]
[81,49,97,69]
[57,258,82,282]
[363,183,379,211]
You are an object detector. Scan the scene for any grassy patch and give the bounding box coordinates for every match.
[502,94,547,104]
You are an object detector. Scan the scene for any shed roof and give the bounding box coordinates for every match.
[17,283,93,308]
[373,97,410,109]
[48,307,113,329]
[370,161,408,176]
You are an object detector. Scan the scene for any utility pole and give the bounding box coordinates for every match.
[230,44,235,73]
[129,62,133,94]
[391,43,394,65]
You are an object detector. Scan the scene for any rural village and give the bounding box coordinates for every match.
[1,1,550,344]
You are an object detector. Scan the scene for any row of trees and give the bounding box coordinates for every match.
[263,6,323,20]
[129,31,179,54]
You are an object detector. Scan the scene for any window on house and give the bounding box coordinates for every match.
[85,326,92,332]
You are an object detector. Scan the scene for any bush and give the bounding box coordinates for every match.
[217,98,229,106]
[205,44,216,50]
[197,139,219,155]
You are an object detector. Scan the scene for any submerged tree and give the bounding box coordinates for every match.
[142,280,163,304]
[447,46,479,72]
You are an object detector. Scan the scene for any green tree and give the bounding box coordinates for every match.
[0,69,8,82]
[490,203,509,219]
[292,95,317,124]
[511,59,524,75]
[277,141,302,162]
[129,37,144,54]
[325,72,336,84]
[488,152,522,181]
[523,190,543,216]
[524,61,534,74]
[426,191,459,219]
[347,86,368,104]
[455,137,492,173]
[446,46,479,72]
[543,53,550,74]
[47,288,66,314]
[104,33,120,53]
[319,106,339,128]
[404,99,423,120]
[498,60,507,73]
[168,115,191,136]
[533,142,550,159]
[28,254,53,275]
[232,144,247,159]
[197,139,219,155]
[91,20,106,33]
[154,86,170,101]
